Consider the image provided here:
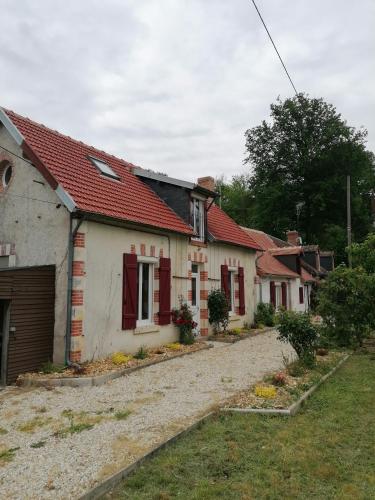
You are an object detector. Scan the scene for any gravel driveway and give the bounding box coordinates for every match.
[0,330,293,499]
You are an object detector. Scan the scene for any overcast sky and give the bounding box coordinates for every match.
[1,0,374,182]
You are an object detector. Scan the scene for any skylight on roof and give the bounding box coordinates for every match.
[88,156,119,180]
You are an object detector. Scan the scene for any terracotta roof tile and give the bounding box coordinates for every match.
[4,109,192,235]
[207,205,261,250]
[257,252,300,278]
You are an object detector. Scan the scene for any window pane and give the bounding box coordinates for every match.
[192,276,197,306]
[192,264,198,273]
[195,199,200,235]
[227,272,232,311]
[141,263,149,320]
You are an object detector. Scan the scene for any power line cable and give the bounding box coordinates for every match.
[251,0,298,96]
[0,144,33,165]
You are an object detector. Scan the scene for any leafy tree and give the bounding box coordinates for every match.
[215,175,256,228]
[350,232,375,274]
[207,289,229,334]
[243,94,375,261]
[317,265,375,346]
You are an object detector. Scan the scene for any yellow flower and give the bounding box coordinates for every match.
[254,385,277,399]
[166,343,182,351]
[111,352,132,365]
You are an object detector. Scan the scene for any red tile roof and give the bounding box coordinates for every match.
[240,228,278,251]
[301,267,316,283]
[269,246,303,256]
[3,109,192,235]
[257,252,300,278]
[207,204,261,250]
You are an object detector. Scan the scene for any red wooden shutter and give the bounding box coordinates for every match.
[122,253,137,330]
[299,286,304,304]
[221,265,229,302]
[238,266,245,315]
[281,282,287,309]
[159,257,171,325]
[270,281,276,307]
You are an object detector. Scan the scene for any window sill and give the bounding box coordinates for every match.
[134,325,160,335]
[229,315,241,323]
[190,239,207,248]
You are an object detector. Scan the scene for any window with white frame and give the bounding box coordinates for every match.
[227,270,235,313]
[191,197,205,241]
[137,262,153,325]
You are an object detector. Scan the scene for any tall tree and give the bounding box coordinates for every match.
[216,174,256,228]
[244,94,375,262]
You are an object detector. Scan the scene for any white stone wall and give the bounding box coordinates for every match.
[0,125,70,363]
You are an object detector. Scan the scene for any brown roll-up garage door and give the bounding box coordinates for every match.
[0,266,55,384]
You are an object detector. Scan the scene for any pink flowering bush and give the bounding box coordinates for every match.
[172,297,197,345]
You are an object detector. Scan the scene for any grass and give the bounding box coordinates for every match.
[114,410,132,421]
[0,447,20,465]
[17,416,53,433]
[110,354,375,500]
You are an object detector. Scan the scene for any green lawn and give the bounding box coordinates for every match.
[109,354,375,500]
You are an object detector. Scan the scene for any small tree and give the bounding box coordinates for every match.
[317,265,375,347]
[254,302,275,327]
[350,233,375,274]
[208,288,229,334]
[277,310,318,367]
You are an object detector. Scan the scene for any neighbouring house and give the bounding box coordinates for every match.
[0,107,260,384]
[241,228,316,312]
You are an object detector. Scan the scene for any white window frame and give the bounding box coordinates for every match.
[137,261,154,326]
[275,283,282,310]
[228,269,235,315]
[191,196,205,241]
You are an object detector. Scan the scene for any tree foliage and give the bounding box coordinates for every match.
[221,94,375,262]
[277,310,318,366]
[317,265,375,346]
[350,232,375,274]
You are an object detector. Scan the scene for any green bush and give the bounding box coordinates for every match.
[254,302,275,327]
[317,264,375,347]
[277,310,318,367]
[134,346,148,360]
[207,289,229,334]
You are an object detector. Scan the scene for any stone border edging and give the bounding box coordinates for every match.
[208,326,276,343]
[79,412,215,500]
[18,344,213,388]
[223,354,350,416]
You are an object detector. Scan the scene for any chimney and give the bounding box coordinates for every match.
[197,176,215,193]
[286,230,300,246]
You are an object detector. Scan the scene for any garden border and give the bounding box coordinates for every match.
[208,326,275,343]
[79,412,215,500]
[18,344,213,388]
[222,354,350,416]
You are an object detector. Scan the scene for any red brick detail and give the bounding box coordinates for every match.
[71,290,83,306]
[140,243,146,256]
[235,307,240,315]
[200,253,204,262]
[70,351,82,362]
[72,260,85,276]
[150,245,155,257]
[205,255,208,263]
[235,290,240,299]
[234,275,239,283]
[130,244,136,254]
[200,309,208,320]
[153,313,160,325]
[154,267,160,280]
[194,252,197,262]
[200,289,208,300]
[188,290,193,301]
[200,271,208,282]
[200,328,209,336]
[188,253,191,261]
[154,290,160,303]
[74,232,85,248]
[71,319,83,336]
[159,248,164,257]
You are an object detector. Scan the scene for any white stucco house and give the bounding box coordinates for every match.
[241,227,316,313]
[0,107,261,384]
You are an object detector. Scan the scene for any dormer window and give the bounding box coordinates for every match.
[88,156,119,180]
[191,196,205,241]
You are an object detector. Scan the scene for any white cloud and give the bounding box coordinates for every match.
[0,0,373,182]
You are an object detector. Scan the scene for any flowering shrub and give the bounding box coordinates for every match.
[254,385,277,398]
[111,352,132,365]
[172,297,196,345]
[166,342,182,351]
[272,372,287,386]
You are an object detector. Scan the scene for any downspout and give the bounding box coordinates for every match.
[65,214,84,366]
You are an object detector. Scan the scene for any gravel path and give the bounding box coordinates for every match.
[0,330,294,499]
